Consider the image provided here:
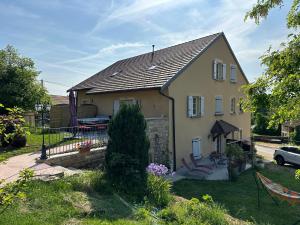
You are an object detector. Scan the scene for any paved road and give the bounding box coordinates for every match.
[255,145,276,161]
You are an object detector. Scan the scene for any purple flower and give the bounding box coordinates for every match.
[146,163,169,176]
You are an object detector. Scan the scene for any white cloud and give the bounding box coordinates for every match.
[0,2,40,19]
[37,60,87,75]
[59,42,146,64]
[4,0,290,95]
[90,0,199,33]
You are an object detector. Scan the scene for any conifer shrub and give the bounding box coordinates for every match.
[105,104,149,198]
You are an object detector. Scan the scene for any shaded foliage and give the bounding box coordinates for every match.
[291,125,300,144]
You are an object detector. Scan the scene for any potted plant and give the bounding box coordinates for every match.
[226,144,245,180]
[255,157,265,169]
[77,141,92,154]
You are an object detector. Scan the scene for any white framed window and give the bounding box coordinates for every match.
[215,96,223,115]
[113,98,140,115]
[113,100,120,115]
[187,96,205,118]
[239,98,244,113]
[230,97,236,114]
[81,98,90,104]
[213,59,226,81]
[230,64,237,83]
[192,138,201,159]
[120,99,136,106]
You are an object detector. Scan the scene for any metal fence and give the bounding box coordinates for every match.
[40,125,108,157]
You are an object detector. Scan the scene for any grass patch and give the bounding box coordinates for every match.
[0,170,248,225]
[0,131,83,162]
[0,132,46,162]
[173,164,300,225]
[0,171,134,225]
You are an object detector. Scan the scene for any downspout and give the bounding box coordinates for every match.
[75,91,78,116]
[159,90,176,171]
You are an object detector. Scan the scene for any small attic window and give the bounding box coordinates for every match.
[148,65,157,70]
[110,70,122,77]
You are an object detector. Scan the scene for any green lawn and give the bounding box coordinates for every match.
[0,131,78,163]
[0,171,246,225]
[173,164,300,225]
[0,171,138,225]
[1,163,298,224]
[0,132,44,162]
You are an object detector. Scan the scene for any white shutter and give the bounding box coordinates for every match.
[222,64,226,80]
[192,139,201,159]
[187,96,193,117]
[230,65,237,82]
[113,100,119,115]
[200,96,204,116]
[213,60,217,79]
[215,96,222,113]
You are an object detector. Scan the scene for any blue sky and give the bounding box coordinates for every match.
[0,0,292,95]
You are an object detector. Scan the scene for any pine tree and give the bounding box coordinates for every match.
[105,104,149,198]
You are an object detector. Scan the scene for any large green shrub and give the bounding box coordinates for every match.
[0,104,28,148]
[105,104,149,198]
[146,174,172,208]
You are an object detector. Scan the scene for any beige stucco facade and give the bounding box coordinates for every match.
[77,89,169,118]
[76,35,250,170]
[167,36,250,170]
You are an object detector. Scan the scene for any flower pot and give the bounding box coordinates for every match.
[256,161,265,169]
[228,163,240,181]
[79,147,91,154]
[238,161,247,172]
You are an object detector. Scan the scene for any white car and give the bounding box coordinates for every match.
[274,146,300,166]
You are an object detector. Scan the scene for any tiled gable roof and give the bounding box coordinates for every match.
[71,33,222,94]
[50,95,69,105]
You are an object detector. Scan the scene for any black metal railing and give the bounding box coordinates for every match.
[42,125,108,157]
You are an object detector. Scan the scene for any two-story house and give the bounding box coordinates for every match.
[70,32,251,171]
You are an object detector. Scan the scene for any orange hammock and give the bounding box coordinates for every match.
[257,172,300,204]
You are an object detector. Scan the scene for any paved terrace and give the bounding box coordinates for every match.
[0,148,82,185]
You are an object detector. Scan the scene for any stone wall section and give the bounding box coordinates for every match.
[45,117,169,168]
[146,117,169,165]
[45,147,106,169]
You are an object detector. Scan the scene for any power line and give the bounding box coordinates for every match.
[42,80,70,88]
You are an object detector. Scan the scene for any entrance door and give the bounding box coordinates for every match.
[216,136,222,153]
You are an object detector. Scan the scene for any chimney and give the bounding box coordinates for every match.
[151,45,155,63]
